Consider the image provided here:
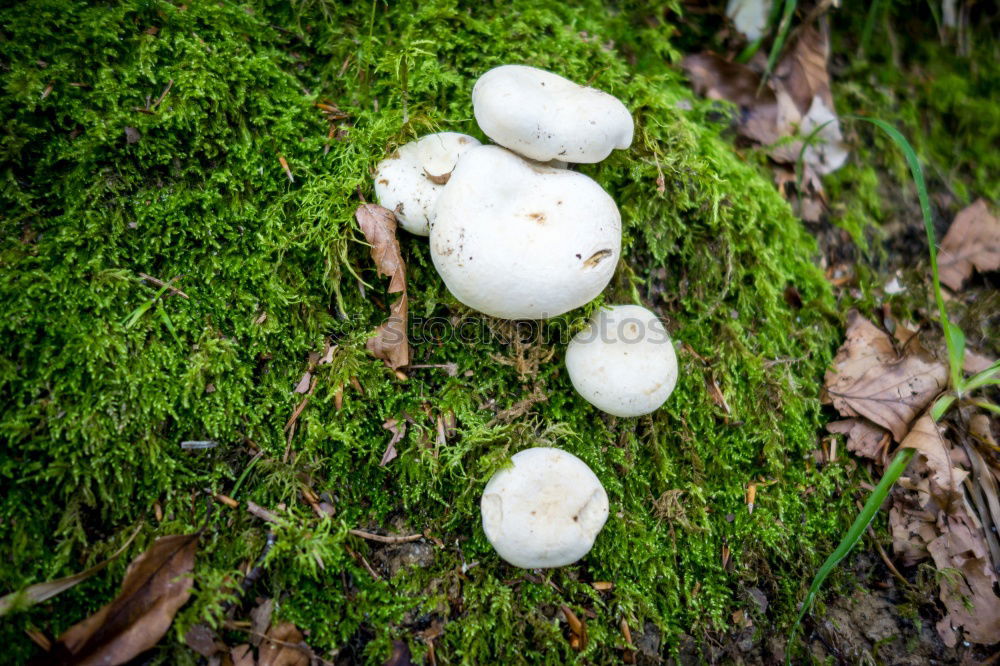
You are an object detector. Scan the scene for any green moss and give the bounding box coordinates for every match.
[0,1,886,663]
[825,2,1000,258]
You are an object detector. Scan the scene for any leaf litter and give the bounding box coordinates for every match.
[823,312,1000,647]
[47,533,199,665]
[356,204,409,369]
[938,199,1000,291]
[682,22,848,221]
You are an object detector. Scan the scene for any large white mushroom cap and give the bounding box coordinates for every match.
[481,447,609,569]
[374,132,481,235]
[566,304,678,417]
[430,145,621,319]
[472,65,633,163]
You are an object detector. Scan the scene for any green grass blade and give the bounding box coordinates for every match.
[848,116,964,391]
[930,394,957,421]
[123,282,171,329]
[158,306,183,347]
[974,401,1000,416]
[760,0,797,88]
[964,361,1000,392]
[786,447,915,664]
[795,119,834,190]
[769,0,797,73]
[860,0,885,55]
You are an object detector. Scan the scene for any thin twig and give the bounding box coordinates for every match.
[858,500,910,587]
[152,78,173,108]
[348,529,423,544]
[247,501,281,524]
[344,544,380,579]
[139,273,189,298]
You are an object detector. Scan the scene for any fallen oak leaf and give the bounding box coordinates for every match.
[356,204,409,369]
[47,533,199,666]
[938,199,1000,291]
[823,310,947,441]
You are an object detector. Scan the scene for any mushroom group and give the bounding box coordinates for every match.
[371,65,679,569]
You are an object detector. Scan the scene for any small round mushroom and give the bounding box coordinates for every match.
[480,447,609,569]
[565,304,678,417]
[472,64,633,163]
[374,132,481,235]
[430,145,621,319]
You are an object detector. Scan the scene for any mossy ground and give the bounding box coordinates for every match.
[0,1,993,664]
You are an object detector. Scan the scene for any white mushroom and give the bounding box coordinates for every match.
[472,65,633,163]
[480,447,609,568]
[374,132,481,235]
[565,304,678,417]
[430,145,621,319]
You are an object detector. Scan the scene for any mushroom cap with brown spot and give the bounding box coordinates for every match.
[430,145,621,319]
[481,447,609,568]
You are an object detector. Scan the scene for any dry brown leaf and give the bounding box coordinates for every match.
[292,372,311,394]
[249,598,274,647]
[380,417,406,466]
[902,415,969,500]
[826,418,888,460]
[356,204,409,369]
[680,53,782,146]
[51,533,198,665]
[969,413,998,449]
[887,414,1000,647]
[184,624,223,658]
[771,24,832,116]
[230,644,255,666]
[928,509,1000,647]
[259,622,309,666]
[824,311,947,441]
[963,348,997,375]
[682,23,847,178]
[938,199,1000,291]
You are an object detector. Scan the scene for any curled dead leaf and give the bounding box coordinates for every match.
[380,417,406,466]
[823,311,947,441]
[356,204,409,369]
[49,533,198,665]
